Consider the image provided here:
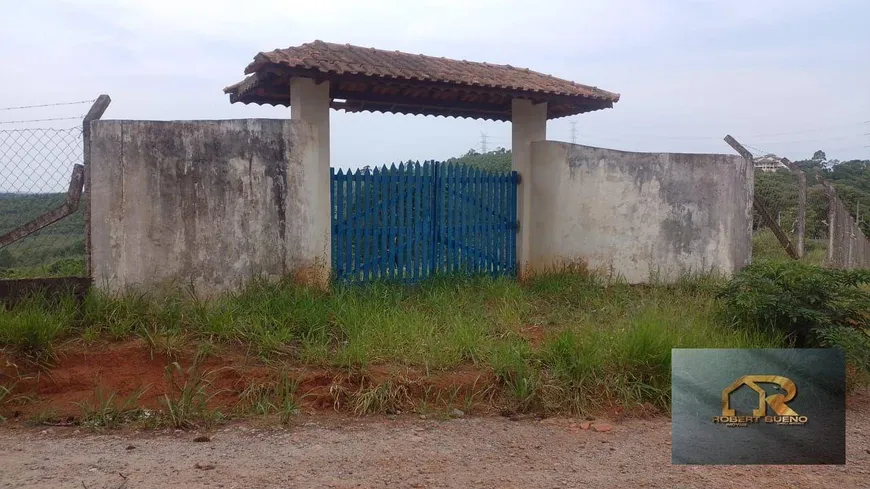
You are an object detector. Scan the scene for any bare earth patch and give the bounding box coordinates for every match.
[1,404,869,489]
[0,340,500,420]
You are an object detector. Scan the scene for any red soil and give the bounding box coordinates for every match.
[0,340,497,422]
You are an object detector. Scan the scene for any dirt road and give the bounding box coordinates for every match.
[1,410,868,489]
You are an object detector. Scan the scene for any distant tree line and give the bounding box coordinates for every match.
[756,150,870,238]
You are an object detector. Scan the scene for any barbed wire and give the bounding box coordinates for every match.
[0,116,85,125]
[743,143,770,157]
[0,99,95,111]
[0,126,81,134]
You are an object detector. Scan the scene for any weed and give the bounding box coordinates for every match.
[27,409,61,426]
[239,371,301,424]
[0,293,77,363]
[461,376,497,414]
[350,379,412,415]
[329,382,350,411]
[720,261,870,346]
[0,382,13,421]
[194,338,219,363]
[816,327,870,390]
[539,329,604,388]
[503,372,540,413]
[0,267,815,417]
[489,339,534,384]
[76,384,151,430]
[160,362,226,430]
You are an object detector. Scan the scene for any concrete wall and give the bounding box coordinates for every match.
[528,142,753,282]
[89,119,325,297]
[823,181,870,270]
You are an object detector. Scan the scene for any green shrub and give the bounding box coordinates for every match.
[816,326,870,383]
[719,261,870,346]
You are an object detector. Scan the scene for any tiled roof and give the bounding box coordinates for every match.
[225,41,620,121]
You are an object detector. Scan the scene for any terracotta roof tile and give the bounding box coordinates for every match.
[225,41,619,120]
[238,40,618,101]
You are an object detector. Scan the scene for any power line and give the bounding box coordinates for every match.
[0,99,95,111]
[740,122,869,138]
[609,133,717,140]
[0,115,85,125]
[750,134,864,145]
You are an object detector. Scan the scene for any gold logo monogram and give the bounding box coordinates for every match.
[712,375,808,426]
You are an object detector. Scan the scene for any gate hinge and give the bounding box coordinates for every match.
[515,173,522,185]
[514,220,521,232]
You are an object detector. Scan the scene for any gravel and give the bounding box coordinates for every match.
[1,411,868,489]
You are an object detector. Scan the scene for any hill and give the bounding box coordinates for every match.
[0,192,85,277]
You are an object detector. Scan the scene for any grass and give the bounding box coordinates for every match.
[76,384,151,430]
[238,369,302,424]
[0,266,794,420]
[0,229,848,420]
[161,361,226,429]
[752,228,827,265]
[0,293,79,363]
[350,379,413,415]
[0,382,12,421]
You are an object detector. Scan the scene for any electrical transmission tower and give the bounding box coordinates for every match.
[570,121,578,145]
[480,132,488,153]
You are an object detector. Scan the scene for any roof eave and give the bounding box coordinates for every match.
[233,60,620,103]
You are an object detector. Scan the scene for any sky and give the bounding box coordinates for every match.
[1,0,868,183]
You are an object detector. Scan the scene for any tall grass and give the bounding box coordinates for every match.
[1,270,786,414]
[752,228,827,265]
[0,293,79,361]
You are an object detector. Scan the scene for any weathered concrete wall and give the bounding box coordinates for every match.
[823,181,870,270]
[528,142,753,283]
[90,119,324,297]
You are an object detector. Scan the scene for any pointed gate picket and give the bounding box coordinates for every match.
[331,161,518,283]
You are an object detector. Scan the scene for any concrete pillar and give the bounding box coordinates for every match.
[511,98,547,279]
[795,170,806,258]
[289,77,331,288]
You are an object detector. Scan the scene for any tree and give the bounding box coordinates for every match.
[445,147,512,173]
[757,151,870,238]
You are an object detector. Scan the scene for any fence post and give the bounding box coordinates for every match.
[82,94,111,281]
[724,135,799,260]
[781,157,806,259]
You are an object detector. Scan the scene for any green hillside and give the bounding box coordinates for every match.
[0,192,85,278]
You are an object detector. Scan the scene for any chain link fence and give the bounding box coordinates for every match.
[0,119,88,279]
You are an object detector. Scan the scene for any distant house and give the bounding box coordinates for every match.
[754,156,788,173]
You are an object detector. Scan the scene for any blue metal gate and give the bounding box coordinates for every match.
[330,161,518,283]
